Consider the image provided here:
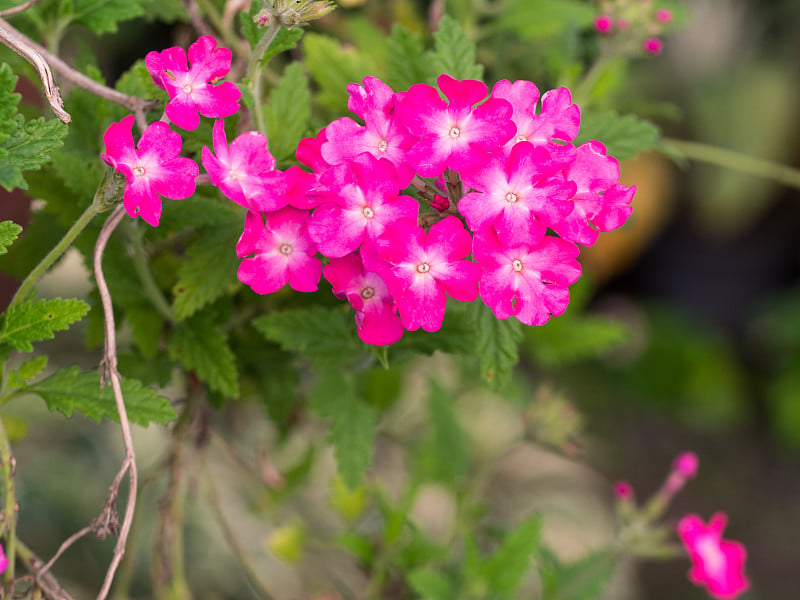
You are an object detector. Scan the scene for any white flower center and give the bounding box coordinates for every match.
[133,166,145,177]
[416,263,431,274]
[516,134,527,143]
[505,192,518,203]
[279,243,293,256]
[363,206,374,219]
[182,84,193,94]
[377,139,388,153]
[360,286,375,299]
[512,259,524,272]
[448,126,461,139]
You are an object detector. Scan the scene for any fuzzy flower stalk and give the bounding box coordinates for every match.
[253,0,335,29]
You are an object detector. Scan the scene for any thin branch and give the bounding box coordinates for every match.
[0,17,159,119]
[15,539,75,600]
[37,525,93,578]
[93,206,138,600]
[0,17,70,122]
[0,0,45,18]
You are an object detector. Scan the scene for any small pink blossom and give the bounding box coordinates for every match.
[236,208,322,294]
[673,452,699,478]
[324,253,403,346]
[678,513,749,600]
[101,114,198,227]
[643,37,664,55]
[614,481,634,500]
[145,35,241,131]
[594,15,614,33]
[472,227,581,326]
[202,120,284,212]
[377,217,482,332]
[396,74,515,177]
[655,8,673,24]
[0,543,8,574]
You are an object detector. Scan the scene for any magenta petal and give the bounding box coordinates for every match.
[286,253,322,292]
[102,115,138,168]
[192,81,242,119]
[437,74,488,109]
[165,94,201,131]
[188,36,233,82]
[397,275,446,332]
[309,205,365,258]
[123,179,163,227]
[238,255,288,295]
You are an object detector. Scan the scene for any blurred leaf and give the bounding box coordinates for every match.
[577,111,660,161]
[491,0,595,41]
[0,220,22,255]
[0,298,89,353]
[428,14,483,81]
[408,570,453,600]
[115,59,162,102]
[469,302,523,390]
[482,514,542,598]
[264,62,311,164]
[169,309,240,397]
[309,369,376,488]
[542,548,616,600]
[68,0,147,34]
[125,305,163,359]
[386,23,430,92]
[416,380,469,484]
[25,365,177,425]
[525,314,628,366]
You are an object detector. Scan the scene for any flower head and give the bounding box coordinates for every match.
[146,36,241,131]
[678,513,749,600]
[101,115,198,227]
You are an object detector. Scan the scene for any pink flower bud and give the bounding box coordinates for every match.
[673,452,699,479]
[431,194,450,212]
[614,480,634,500]
[643,37,664,55]
[616,18,629,30]
[594,15,614,34]
[655,8,673,24]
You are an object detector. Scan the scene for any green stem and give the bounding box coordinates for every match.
[9,199,102,307]
[0,417,16,588]
[247,21,282,135]
[128,223,176,324]
[572,53,611,108]
[664,137,800,190]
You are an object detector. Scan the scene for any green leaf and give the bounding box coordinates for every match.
[125,305,163,359]
[428,15,483,82]
[407,570,453,600]
[303,33,377,114]
[0,63,20,145]
[69,0,146,34]
[264,62,311,164]
[0,220,22,255]
[138,0,186,22]
[169,309,239,397]
[17,355,48,381]
[264,27,304,63]
[525,315,628,366]
[0,298,89,353]
[482,515,542,597]
[469,302,523,390]
[115,59,162,102]
[309,370,376,488]
[253,306,364,366]
[416,380,469,484]
[25,365,177,425]
[385,23,431,90]
[543,549,617,600]
[172,224,241,320]
[491,0,595,41]
[576,112,661,161]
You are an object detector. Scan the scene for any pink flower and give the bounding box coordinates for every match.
[0,543,8,574]
[643,37,664,55]
[145,35,241,131]
[472,227,581,326]
[458,141,576,246]
[308,153,418,258]
[594,15,614,33]
[549,141,636,246]
[655,8,673,24]
[323,253,403,346]
[396,74,515,177]
[202,120,284,212]
[236,208,322,294]
[678,513,749,600]
[614,481,634,500]
[673,452,699,478]
[101,114,198,227]
[377,217,482,332]
[297,127,332,174]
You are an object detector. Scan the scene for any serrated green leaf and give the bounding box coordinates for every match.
[576,112,661,161]
[169,309,239,397]
[416,380,469,484]
[264,62,311,164]
[253,306,364,365]
[469,302,523,390]
[385,23,431,91]
[139,0,186,22]
[125,305,163,359]
[264,27,304,63]
[0,116,68,192]
[543,549,616,600]
[69,0,146,34]
[525,315,628,366]
[0,298,89,352]
[303,33,377,114]
[482,514,541,598]
[0,64,20,145]
[429,15,483,82]
[0,220,22,255]
[407,570,453,600]
[157,194,243,233]
[24,365,177,425]
[114,59,162,102]
[172,224,240,320]
[491,0,595,41]
[16,355,48,381]
[309,369,375,488]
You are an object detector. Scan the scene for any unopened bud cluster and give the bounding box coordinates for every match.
[593,0,674,55]
[253,0,335,29]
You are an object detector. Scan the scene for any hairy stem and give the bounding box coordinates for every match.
[127,223,176,324]
[0,417,17,589]
[664,137,800,190]
[94,206,138,600]
[247,21,282,136]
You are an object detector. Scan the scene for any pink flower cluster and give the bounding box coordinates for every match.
[101,35,635,347]
[216,74,633,345]
[593,0,673,55]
